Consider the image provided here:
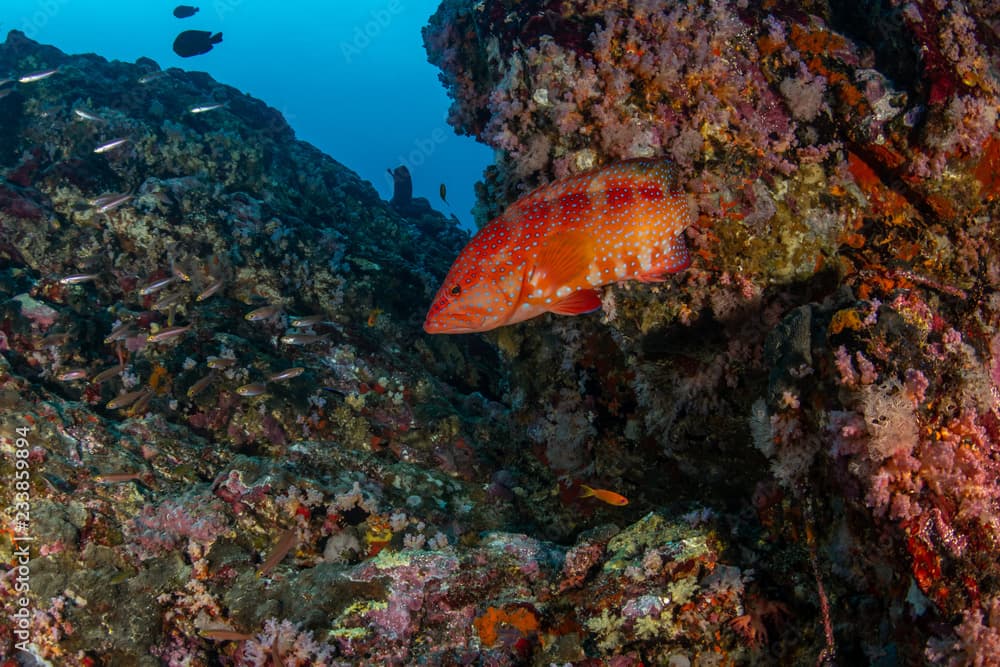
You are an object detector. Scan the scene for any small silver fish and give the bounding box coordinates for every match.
[107,387,151,410]
[152,290,187,312]
[236,383,267,397]
[56,368,89,381]
[91,192,133,213]
[280,333,328,345]
[267,367,304,382]
[94,138,129,154]
[196,278,224,302]
[199,628,255,642]
[104,322,135,344]
[147,324,192,343]
[187,372,216,398]
[94,471,145,483]
[91,363,125,384]
[138,71,167,84]
[257,526,297,577]
[206,356,237,369]
[19,68,58,83]
[73,108,104,122]
[128,388,154,416]
[171,264,192,282]
[289,314,325,327]
[38,333,71,348]
[139,276,176,296]
[245,304,282,321]
[189,102,225,114]
[59,273,99,285]
[37,104,61,118]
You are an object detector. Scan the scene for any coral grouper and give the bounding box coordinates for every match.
[424,158,693,334]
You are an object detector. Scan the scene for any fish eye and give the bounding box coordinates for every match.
[450,284,461,296]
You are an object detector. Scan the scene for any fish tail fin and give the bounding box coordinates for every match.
[637,238,690,282]
[579,484,594,498]
[211,32,223,44]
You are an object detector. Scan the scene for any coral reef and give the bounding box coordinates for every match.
[422,0,1000,663]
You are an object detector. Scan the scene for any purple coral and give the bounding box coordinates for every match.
[128,493,231,560]
[236,618,335,667]
[926,595,1000,666]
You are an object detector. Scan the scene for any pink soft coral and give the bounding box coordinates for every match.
[238,618,335,667]
[926,595,1000,667]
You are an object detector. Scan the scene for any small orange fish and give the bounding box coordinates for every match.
[424,158,691,334]
[579,484,629,506]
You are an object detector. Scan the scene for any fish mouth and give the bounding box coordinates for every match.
[423,312,485,334]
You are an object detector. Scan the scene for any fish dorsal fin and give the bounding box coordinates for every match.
[549,289,602,315]
[530,231,594,294]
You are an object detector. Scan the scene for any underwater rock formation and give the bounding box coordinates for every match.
[387,164,434,219]
[423,0,1000,664]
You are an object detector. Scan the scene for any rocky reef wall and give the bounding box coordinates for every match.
[423,0,1000,663]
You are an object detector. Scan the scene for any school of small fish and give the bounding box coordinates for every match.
[10,60,341,412]
[424,158,692,334]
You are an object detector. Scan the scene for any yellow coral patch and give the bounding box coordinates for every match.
[829,308,863,335]
[148,364,171,395]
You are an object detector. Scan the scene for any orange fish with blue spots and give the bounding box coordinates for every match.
[424,158,692,334]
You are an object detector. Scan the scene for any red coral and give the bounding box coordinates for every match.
[728,595,790,648]
[558,540,605,592]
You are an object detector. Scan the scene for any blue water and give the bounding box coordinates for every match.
[6,0,491,229]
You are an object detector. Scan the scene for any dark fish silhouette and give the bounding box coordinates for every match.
[386,165,432,217]
[173,5,199,18]
[172,30,222,58]
[388,166,412,208]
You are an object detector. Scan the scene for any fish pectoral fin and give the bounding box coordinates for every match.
[636,241,691,282]
[548,289,602,315]
[533,232,594,292]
